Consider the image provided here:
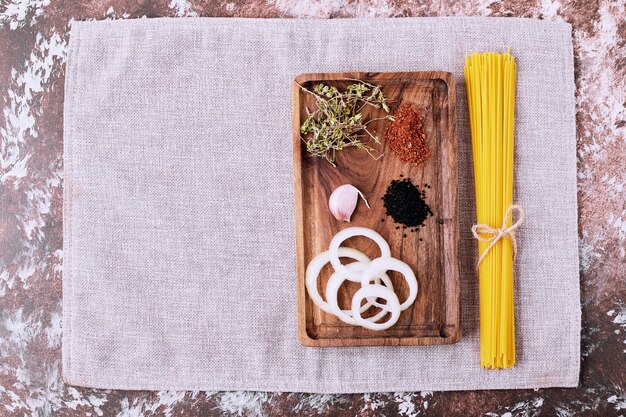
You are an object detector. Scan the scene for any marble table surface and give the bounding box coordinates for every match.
[1,0,624,415]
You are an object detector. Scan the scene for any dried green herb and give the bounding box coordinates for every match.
[299,80,392,167]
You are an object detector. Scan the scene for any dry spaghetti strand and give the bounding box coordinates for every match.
[464,50,517,369]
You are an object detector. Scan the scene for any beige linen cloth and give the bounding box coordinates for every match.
[63,17,580,392]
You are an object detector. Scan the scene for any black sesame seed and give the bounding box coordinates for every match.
[382,178,432,229]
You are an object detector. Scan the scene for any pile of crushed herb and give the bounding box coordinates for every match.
[299,80,392,167]
[385,104,430,165]
[382,178,432,231]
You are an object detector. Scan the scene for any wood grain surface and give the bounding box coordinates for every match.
[292,72,460,347]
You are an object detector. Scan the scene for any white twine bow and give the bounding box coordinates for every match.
[471,204,525,269]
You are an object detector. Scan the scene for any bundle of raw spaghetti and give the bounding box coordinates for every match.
[465,50,521,369]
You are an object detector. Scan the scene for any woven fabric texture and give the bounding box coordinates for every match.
[63,17,580,393]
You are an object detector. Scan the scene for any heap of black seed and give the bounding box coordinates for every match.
[382,178,432,228]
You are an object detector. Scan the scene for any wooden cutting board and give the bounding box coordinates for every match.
[292,72,460,347]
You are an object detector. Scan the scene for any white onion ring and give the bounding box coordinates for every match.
[325,261,394,325]
[328,227,391,282]
[351,284,401,331]
[360,257,418,311]
[306,247,380,315]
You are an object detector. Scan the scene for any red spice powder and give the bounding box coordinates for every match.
[385,104,429,165]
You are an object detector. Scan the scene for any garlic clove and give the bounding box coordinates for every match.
[328,184,370,222]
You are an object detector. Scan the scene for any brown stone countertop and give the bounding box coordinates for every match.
[0,0,624,415]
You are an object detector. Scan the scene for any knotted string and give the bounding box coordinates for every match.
[471,205,525,269]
